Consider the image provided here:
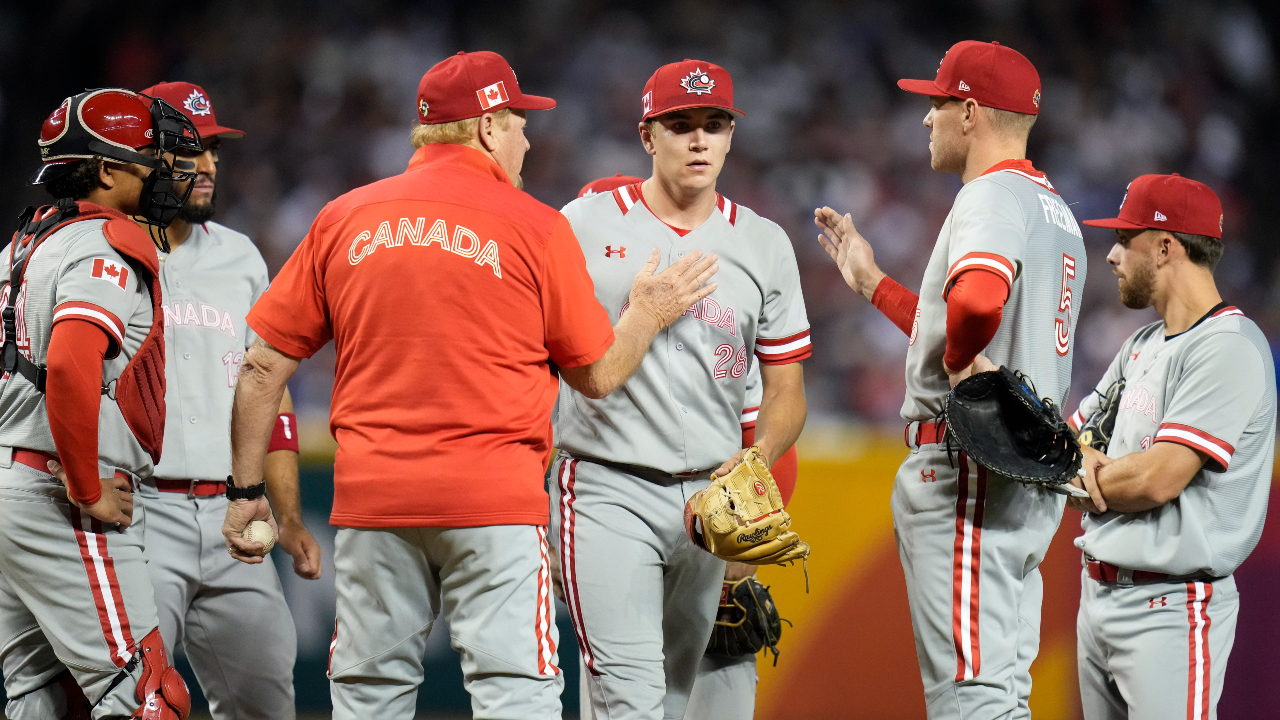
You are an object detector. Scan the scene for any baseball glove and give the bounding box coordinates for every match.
[707,577,790,664]
[944,366,1086,496]
[684,446,810,565]
[1077,379,1125,452]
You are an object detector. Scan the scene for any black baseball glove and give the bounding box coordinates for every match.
[706,577,790,664]
[1078,379,1125,453]
[944,366,1086,496]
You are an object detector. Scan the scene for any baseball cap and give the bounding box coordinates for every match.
[140,81,244,138]
[578,174,644,198]
[1083,173,1224,239]
[898,40,1041,115]
[641,59,744,121]
[417,51,556,125]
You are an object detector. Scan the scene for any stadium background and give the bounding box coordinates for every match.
[0,0,1276,717]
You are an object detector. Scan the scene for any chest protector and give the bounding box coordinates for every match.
[3,199,167,462]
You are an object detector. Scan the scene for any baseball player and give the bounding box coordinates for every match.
[814,41,1087,718]
[0,89,199,718]
[133,81,318,720]
[220,51,717,720]
[1067,174,1275,720]
[567,176,800,720]
[554,59,811,720]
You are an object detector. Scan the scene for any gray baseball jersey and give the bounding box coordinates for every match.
[0,218,161,715]
[892,162,1085,720]
[146,220,296,720]
[556,184,811,474]
[0,218,155,476]
[903,164,1087,419]
[1070,306,1276,577]
[153,221,268,480]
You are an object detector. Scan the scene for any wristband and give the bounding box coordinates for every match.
[225,476,267,501]
[268,412,300,453]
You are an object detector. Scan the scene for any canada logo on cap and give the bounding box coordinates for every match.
[680,68,715,95]
[183,89,212,116]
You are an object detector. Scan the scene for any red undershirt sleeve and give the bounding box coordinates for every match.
[870,276,919,337]
[46,319,110,506]
[943,269,1010,372]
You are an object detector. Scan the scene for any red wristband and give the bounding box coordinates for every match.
[268,413,300,453]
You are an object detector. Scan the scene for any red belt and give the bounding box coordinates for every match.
[155,479,227,497]
[13,449,58,473]
[1085,556,1173,585]
[904,420,947,448]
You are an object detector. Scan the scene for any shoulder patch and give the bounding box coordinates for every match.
[716,194,738,226]
[612,183,642,215]
[89,257,130,291]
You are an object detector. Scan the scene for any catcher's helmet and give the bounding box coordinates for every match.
[32,88,204,239]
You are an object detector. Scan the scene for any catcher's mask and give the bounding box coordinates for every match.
[32,88,203,251]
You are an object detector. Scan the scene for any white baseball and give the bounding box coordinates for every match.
[241,520,277,555]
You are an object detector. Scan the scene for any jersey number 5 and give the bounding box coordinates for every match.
[1055,254,1076,357]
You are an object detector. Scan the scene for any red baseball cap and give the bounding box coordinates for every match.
[417,51,556,125]
[140,81,244,138]
[578,174,644,198]
[898,40,1041,115]
[1083,173,1224,239]
[641,59,744,121]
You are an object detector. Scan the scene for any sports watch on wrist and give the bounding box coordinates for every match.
[225,476,267,501]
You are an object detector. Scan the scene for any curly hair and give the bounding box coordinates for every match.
[44,158,103,200]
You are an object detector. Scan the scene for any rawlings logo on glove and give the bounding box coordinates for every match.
[684,446,810,566]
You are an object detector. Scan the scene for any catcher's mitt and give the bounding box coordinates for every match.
[707,577,791,664]
[684,446,810,565]
[1077,379,1125,453]
[944,366,1087,497]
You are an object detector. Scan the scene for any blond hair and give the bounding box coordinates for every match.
[410,108,512,148]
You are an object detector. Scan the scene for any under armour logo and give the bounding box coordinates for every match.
[1149,596,1167,608]
[921,469,937,483]
[604,246,626,258]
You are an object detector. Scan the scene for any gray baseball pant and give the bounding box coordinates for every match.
[893,445,1064,720]
[143,489,296,720]
[582,653,757,720]
[327,523,561,720]
[552,456,725,720]
[0,460,158,719]
[1077,571,1238,720]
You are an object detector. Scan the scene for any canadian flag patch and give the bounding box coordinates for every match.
[90,258,129,290]
[476,81,509,110]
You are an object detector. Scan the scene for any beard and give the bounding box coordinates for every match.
[1118,257,1156,309]
[178,188,216,224]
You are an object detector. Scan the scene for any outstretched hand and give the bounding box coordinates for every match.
[814,207,885,299]
[628,248,719,330]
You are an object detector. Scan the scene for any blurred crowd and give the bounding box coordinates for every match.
[1,0,1275,431]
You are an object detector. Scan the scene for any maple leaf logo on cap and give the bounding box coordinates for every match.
[183,90,212,116]
[680,68,715,95]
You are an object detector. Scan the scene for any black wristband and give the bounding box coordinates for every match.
[225,476,267,501]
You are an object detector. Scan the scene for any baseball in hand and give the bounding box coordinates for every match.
[241,520,277,555]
